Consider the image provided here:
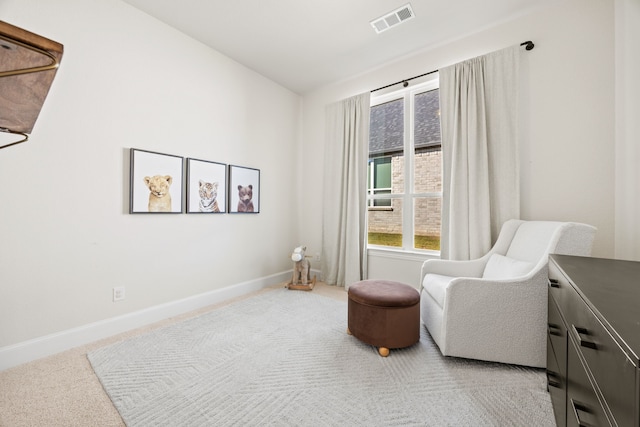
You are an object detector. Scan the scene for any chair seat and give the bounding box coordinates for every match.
[422,274,455,308]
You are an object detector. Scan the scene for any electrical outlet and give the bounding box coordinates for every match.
[314,252,321,262]
[113,286,125,302]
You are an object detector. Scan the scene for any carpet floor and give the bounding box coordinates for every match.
[87,288,555,426]
[0,285,310,427]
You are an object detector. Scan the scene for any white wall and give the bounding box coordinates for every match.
[615,0,640,261]
[0,0,301,350]
[300,0,617,283]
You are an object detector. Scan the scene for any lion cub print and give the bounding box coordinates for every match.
[144,175,172,212]
[237,185,254,212]
[198,180,220,213]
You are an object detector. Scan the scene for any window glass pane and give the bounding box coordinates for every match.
[414,89,440,147]
[368,198,402,247]
[413,147,442,193]
[390,153,404,193]
[414,197,441,250]
[414,89,442,194]
[369,98,404,157]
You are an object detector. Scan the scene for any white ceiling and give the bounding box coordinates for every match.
[122,0,553,94]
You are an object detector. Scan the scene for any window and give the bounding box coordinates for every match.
[367,157,391,207]
[367,79,442,251]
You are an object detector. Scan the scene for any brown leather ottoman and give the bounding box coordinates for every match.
[347,280,420,357]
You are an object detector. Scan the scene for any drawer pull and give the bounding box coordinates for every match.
[546,370,561,388]
[548,323,563,336]
[572,325,597,350]
[548,278,560,288]
[570,399,595,427]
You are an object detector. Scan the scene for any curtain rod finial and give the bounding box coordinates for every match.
[521,40,534,51]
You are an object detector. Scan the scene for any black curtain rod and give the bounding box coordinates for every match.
[371,40,535,93]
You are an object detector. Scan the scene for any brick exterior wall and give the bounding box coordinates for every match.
[368,147,442,237]
[414,148,442,236]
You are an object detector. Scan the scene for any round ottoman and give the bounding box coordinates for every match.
[347,280,420,357]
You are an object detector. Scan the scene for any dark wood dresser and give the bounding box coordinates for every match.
[547,255,640,426]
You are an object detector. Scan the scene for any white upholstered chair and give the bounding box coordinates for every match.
[420,219,596,368]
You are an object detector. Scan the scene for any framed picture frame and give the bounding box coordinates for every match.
[186,158,227,213]
[129,148,183,213]
[228,165,260,213]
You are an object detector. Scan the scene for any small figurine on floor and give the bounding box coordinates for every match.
[291,246,311,285]
[288,246,316,290]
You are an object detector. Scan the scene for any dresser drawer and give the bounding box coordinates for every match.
[548,261,572,320]
[562,283,637,426]
[548,334,566,427]
[548,293,567,376]
[566,342,611,427]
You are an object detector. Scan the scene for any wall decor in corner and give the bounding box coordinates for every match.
[186,158,227,214]
[228,165,260,213]
[129,148,183,214]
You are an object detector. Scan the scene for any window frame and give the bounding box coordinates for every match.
[367,78,442,254]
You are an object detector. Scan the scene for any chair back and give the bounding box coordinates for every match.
[505,221,596,267]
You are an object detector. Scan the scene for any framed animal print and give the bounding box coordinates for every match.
[228,165,260,214]
[129,148,184,214]
[186,158,227,213]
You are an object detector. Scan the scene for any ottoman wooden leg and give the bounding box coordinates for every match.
[378,347,390,357]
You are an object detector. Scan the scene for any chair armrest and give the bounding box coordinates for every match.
[443,268,549,327]
[445,272,544,302]
[420,257,488,282]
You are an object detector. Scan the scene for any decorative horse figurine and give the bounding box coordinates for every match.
[290,246,311,286]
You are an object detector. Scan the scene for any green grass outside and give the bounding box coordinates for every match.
[368,233,440,251]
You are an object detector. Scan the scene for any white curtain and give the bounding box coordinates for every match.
[321,92,370,288]
[440,45,521,260]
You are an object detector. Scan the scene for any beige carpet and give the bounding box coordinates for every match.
[0,283,345,427]
[86,288,554,426]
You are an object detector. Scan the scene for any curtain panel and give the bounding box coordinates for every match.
[321,93,370,288]
[440,45,521,260]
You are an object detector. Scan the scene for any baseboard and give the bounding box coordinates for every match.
[0,270,293,372]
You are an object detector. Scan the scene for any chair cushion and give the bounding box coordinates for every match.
[482,254,533,279]
[422,274,455,308]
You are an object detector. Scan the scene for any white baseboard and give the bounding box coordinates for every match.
[0,270,293,372]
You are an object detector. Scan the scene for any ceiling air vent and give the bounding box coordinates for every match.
[370,4,415,34]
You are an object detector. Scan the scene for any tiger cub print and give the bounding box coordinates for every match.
[198,180,220,212]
